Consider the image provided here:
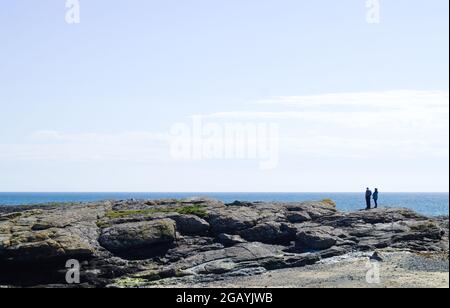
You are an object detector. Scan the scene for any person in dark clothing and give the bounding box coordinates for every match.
[373,188,379,208]
[365,188,372,210]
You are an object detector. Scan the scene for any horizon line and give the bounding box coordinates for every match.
[0,191,448,194]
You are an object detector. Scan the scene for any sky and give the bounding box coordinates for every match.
[0,0,448,192]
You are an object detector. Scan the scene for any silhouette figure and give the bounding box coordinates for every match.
[365,188,372,210]
[373,188,379,208]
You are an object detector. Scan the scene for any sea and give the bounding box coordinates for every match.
[0,192,448,217]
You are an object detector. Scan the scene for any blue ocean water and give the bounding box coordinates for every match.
[0,192,448,217]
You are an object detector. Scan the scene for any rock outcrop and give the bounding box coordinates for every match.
[0,198,447,288]
[98,219,177,258]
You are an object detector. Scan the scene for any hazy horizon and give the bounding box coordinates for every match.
[0,191,448,194]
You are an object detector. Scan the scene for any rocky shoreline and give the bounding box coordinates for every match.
[0,198,448,288]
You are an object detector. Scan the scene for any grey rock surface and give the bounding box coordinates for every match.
[0,198,447,287]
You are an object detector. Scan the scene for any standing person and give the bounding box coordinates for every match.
[365,188,372,210]
[373,188,379,208]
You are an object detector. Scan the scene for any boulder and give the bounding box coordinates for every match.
[392,221,443,242]
[0,207,101,264]
[1,228,95,262]
[208,207,259,234]
[167,214,210,236]
[296,226,339,250]
[239,222,297,244]
[99,219,176,253]
[286,211,312,223]
[284,201,337,220]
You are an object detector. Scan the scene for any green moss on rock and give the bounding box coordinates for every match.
[320,199,337,207]
[112,277,148,288]
[410,221,439,232]
[106,205,208,220]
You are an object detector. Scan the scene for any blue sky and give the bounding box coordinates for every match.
[0,0,448,192]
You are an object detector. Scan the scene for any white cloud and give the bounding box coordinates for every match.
[256,90,448,109]
[202,90,449,128]
[283,136,449,159]
[0,131,171,163]
[1,91,448,164]
[197,90,449,159]
[31,130,167,143]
